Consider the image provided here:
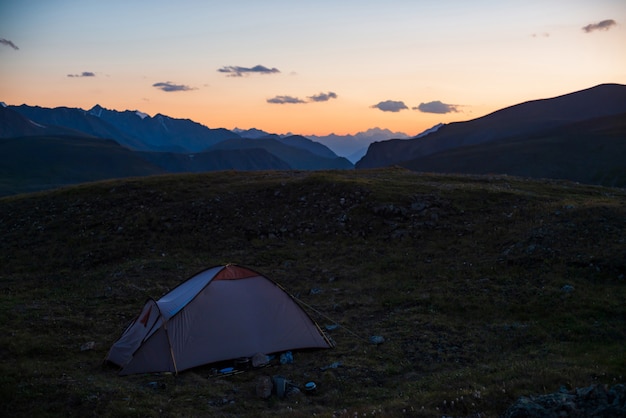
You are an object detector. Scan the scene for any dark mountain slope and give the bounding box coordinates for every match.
[0,135,165,196]
[275,135,339,159]
[9,104,240,152]
[357,83,626,169]
[402,112,626,187]
[207,137,353,170]
[0,105,108,139]
[9,105,148,149]
[137,148,291,172]
[0,106,49,137]
[88,105,239,152]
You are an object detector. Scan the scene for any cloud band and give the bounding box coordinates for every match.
[153,81,197,92]
[67,71,96,78]
[218,65,280,77]
[267,91,338,104]
[414,101,459,114]
[582,19,617,33]
[371,100,409,112]
[0,38,19,50]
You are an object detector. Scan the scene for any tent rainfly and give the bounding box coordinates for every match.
[106,265,333,375]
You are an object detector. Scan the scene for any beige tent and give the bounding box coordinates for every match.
[106,265,333,375]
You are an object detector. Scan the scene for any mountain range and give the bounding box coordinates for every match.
[357,83,626,187]
[1,83,625,196]
[0,103,358,195]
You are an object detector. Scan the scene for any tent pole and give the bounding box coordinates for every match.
[163,320,179,375]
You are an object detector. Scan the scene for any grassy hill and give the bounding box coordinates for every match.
[0,135,166,196]
[1,168,624,417]
[401,112,626,188]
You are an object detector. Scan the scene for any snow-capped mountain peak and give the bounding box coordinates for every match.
[414,123,444,139]
[88,104,104,117]
[135,110,149,120]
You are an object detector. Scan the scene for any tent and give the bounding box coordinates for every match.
[106,265,333,375]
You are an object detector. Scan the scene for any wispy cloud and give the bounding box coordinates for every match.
[152,81,197,92]
[67,71,96,78]
[414,101,459,114]
[267,95,307,104]
[582,19,617,33]
[0,38,19,50]
[371,100,408,112]
[531,32,550,38]
[267,91,338,104]
[218,65,280,77]
[308,91,338,102]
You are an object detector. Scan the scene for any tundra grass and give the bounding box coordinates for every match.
[0,168,624,417]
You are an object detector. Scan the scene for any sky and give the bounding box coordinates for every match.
[1,0,625,136]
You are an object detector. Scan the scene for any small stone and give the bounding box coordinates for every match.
[369,335,385,345]
[256,376,273,399]
[252,352,269,368]
[280,351,293,364]
[80,341,95,351]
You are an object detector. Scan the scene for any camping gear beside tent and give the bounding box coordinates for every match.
[106,265,333,375]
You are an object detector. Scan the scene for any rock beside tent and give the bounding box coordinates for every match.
[503,384,626,417]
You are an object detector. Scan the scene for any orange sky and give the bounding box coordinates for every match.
[1,0,625,136]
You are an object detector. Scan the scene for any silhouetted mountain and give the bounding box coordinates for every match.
[8,104,240,152]
[207,137,353,170]
[402,112,626,188]
[0,106,50,137]
[0,134,297,196]
[137,149,291,172]
[5,83,623,193]
[0,135,166,196]
[309,128,411,162]
[357,84,626,170]
[0,106,355,194]
[233,127,412,161]
[6,105,145,147]
[233,127,275,139]
[3,103,355,165]
[234,131,345,158]
[275,135,339,159]
[88,104,240,151]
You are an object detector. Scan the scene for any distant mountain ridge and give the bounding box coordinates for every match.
[357,83,626,170]
[307,128,411,163]
[0,104,355,195]
[10,104,240,152]
[232,127,412,163]
[2,83,625,195]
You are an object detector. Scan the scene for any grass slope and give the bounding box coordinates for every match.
[402,112,626,188]
[1,168,624,417]
[0,136,166,196]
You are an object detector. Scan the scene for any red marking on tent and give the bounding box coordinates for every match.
[213,265,258,280]
[139,305,152,327]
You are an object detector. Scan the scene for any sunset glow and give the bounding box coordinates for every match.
[1,0,625,136]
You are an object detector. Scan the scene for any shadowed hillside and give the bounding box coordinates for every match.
[0,135,166,196]
[1,168,624,417]
[357,84,626,182]
[402,112,626,187]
